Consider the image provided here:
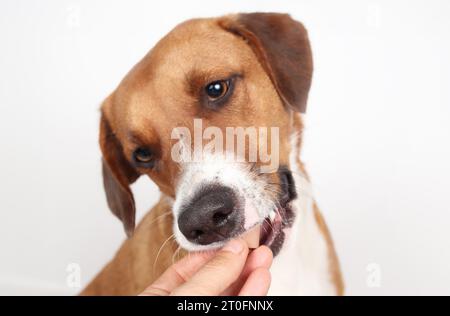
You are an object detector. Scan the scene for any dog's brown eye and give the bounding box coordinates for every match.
[133,148,152,164]
[205,80,229,100]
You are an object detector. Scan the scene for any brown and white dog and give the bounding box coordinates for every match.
[81,13,343,296]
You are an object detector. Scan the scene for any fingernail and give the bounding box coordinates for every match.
[222,239,245,254]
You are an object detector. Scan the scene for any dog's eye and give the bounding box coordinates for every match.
[205,80,229,100]
[133,148,153,164]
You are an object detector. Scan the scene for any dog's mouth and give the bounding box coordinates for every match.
[257,197,294,254]
[257,167,297,254]
[259,209,283,246]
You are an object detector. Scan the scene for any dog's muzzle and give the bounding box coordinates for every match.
[174,162,297,254]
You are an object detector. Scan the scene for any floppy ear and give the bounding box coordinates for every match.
[99,102,139,237]
[219,13,313,113]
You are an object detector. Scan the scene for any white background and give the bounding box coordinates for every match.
[1,0,449,295]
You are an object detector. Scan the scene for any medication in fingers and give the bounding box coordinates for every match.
[241,225,261,249]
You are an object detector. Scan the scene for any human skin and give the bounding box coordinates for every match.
[140,239,273,296]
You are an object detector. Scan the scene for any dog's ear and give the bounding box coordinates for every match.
[99,99,139,237]
[219,13,313,113]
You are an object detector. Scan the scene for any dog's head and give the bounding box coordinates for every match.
[99,13,312,255]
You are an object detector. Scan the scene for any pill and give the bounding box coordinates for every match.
[241,225,261,249]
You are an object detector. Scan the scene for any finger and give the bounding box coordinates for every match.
[238,267,271,296]
[171,239,249,296]
[140,250,217,296]
[242,246,273,276]
[221,245,273,295]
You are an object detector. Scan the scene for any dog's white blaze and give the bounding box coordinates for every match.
[268,131,336,295]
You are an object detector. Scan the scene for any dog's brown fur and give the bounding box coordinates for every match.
[81,13,343,295]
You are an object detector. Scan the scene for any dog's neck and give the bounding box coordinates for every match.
[268,145,338,295]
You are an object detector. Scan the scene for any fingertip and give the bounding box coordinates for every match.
[172,239,250,295]
[258,245,274,258]
[252,245,274,266]
[239,267,272,296]
[257,245,274,257]
[222,238,248,255]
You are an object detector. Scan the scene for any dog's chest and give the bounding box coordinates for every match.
[267,174,337,296]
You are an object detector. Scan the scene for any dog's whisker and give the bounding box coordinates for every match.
[153,234,175,274]
[262,217,274,231]
[147,211,172,229]
[172,245,182,264]
[265,179,312,198]
[263,186,283,195]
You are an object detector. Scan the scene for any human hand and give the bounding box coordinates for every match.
[140,239,273,296]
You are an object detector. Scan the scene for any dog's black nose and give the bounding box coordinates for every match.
[178,185,242,245]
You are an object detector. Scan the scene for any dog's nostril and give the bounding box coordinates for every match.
[190,229,204,239]
[212,209,232,226]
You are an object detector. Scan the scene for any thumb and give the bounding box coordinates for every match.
[171,239,249,296]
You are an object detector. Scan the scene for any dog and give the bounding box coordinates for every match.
[81,12,343,296]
